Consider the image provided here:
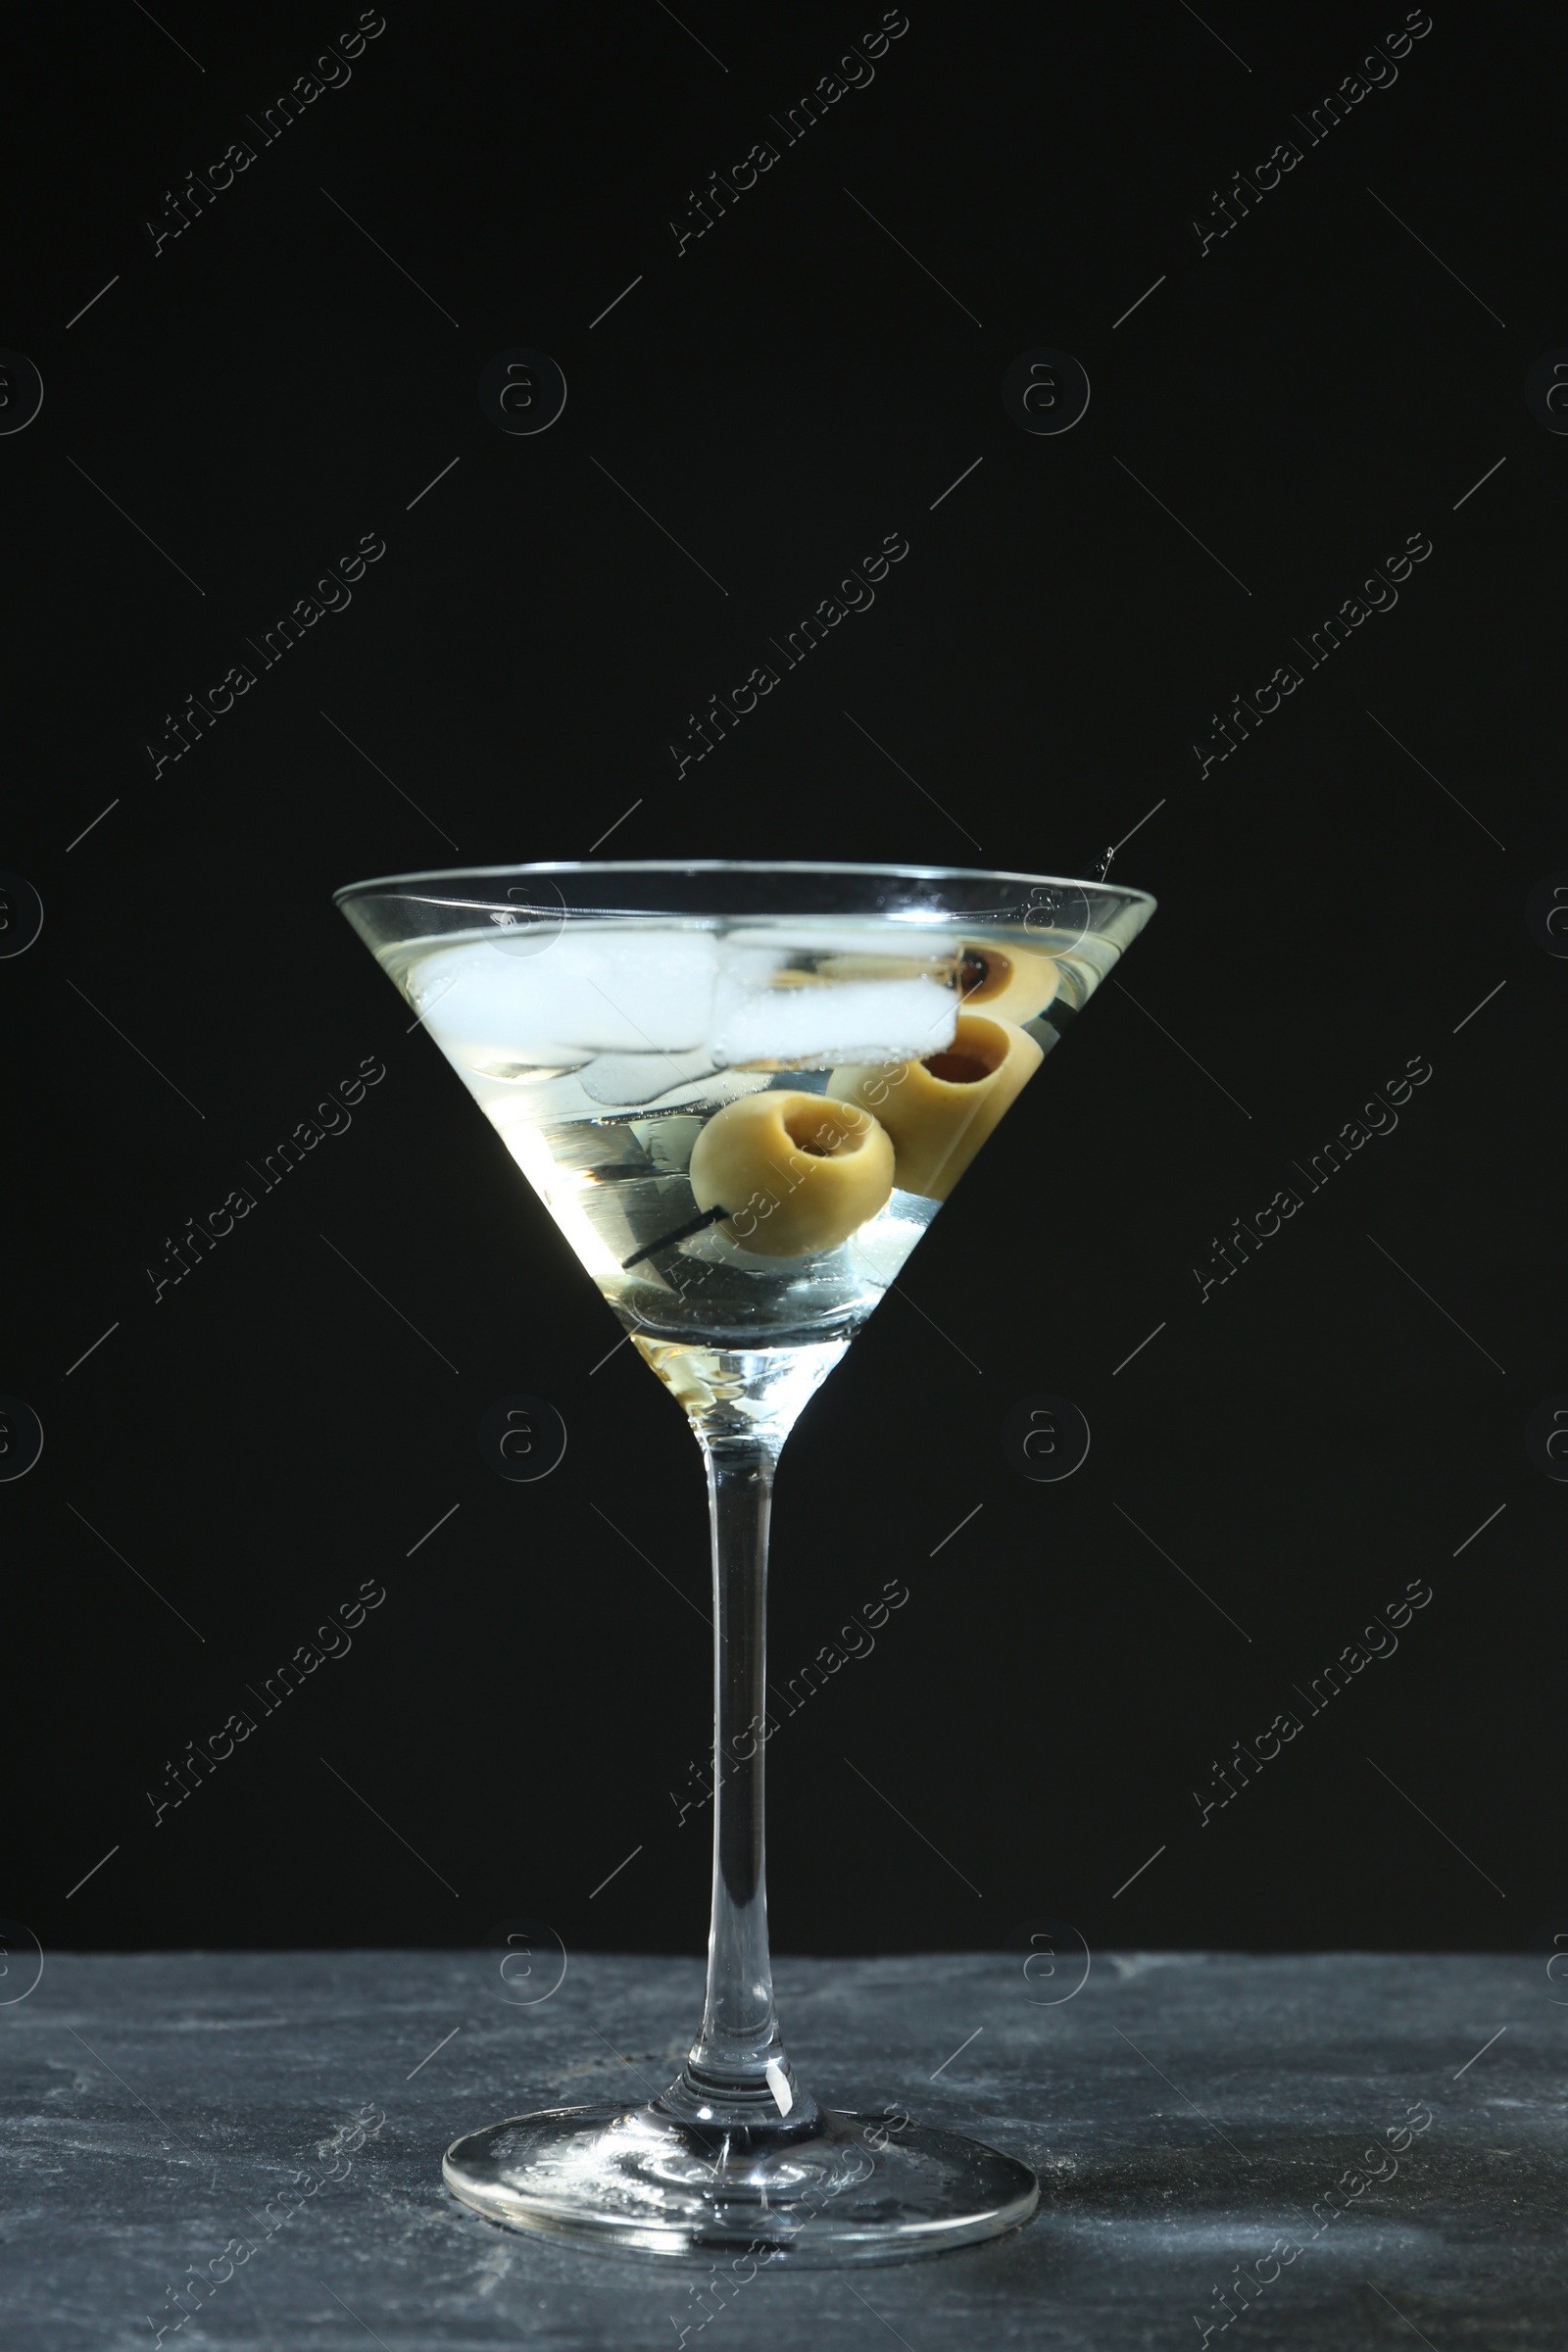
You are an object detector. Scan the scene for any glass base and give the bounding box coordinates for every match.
[443,2098,1039,2265]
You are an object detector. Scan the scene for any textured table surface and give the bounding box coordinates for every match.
[0,1949,1558,2349]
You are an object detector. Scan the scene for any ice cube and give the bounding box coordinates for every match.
[710,964,957,1068]
[630,1114,707,1171]
[578,1050,719,1106]
[847,1189,943,1285]
[410,932,718,1061]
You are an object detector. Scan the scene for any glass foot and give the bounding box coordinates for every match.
[443,2099,1039,2265]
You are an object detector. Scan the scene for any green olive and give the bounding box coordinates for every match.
[829,1012,1043,1200]
[688,1091,895,1257]
[958,942,1059,1022]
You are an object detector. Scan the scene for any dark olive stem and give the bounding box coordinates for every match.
[621,1203,730,1270]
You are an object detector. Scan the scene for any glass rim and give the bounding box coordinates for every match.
[332,858,1154,907]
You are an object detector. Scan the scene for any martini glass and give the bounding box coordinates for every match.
[335,860,1153,2263]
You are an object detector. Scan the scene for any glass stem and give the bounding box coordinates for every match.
[663,1434,806,2128]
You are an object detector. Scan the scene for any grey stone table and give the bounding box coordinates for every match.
[1,1950,1560,2348]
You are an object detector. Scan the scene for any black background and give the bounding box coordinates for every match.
[3,0,1561,1966]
